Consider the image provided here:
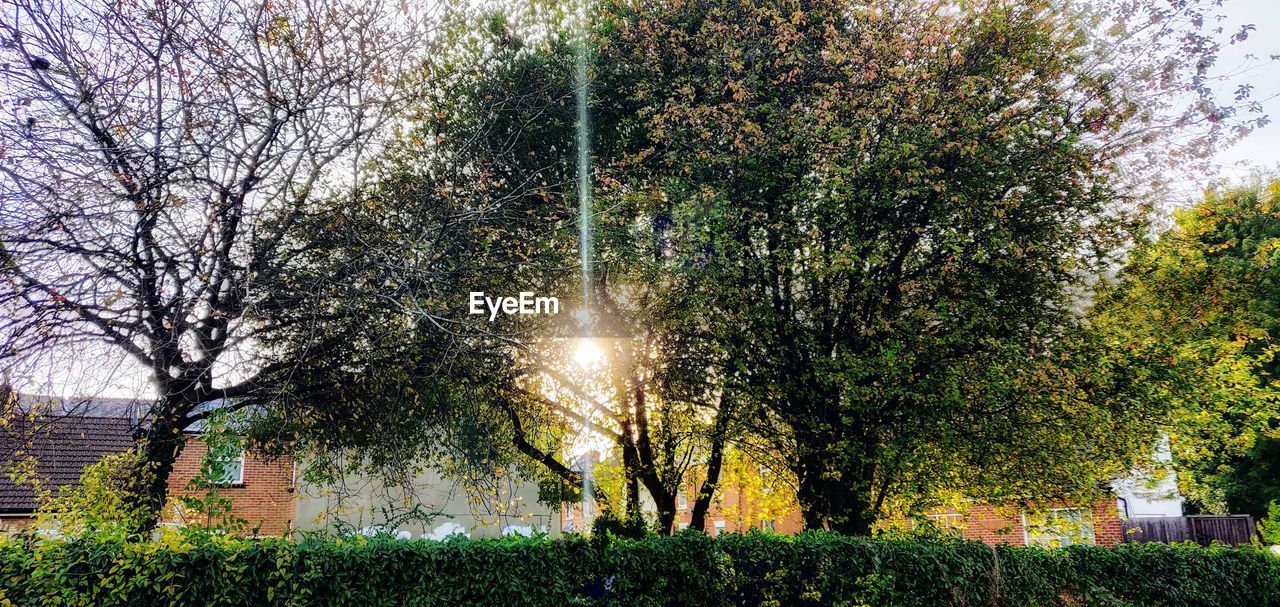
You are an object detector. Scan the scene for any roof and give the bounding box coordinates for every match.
[0,393,250,515]
[12,393,150,421]
[0,414,138,514]
[13,393,239,433]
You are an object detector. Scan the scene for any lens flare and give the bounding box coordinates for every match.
[572,339,605,369]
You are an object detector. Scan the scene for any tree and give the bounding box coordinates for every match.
[1091,179,1280,517]
[588,0,1259,533]
[254,13,751,534]
[33,448,154,537]
[0,0,438,530]
[243,10,591,517]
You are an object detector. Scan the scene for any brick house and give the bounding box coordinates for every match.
[666,485,1122,546]
[670,485,807,536]
[917,499,1124,547]
[166,434,297,536]
[662,493,1123,546]
[0,395,295,535]
[559,448,1126,546]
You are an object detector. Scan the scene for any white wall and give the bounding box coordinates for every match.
[1112,437,1184,518]
[294,466,560,539]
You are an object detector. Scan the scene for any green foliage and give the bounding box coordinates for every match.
[33,449,154,538]
[253,3,586,497]
[1260,502,1280,546]
[256,0,1261,537]
[590,508,651,541]
[586,0,1175,533]
[1091,179,1280,516]
[1,534,1277,606]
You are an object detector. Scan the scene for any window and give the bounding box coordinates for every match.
[210,452,245,486]
[928,513,963,526]
[761,519,776,532]
[1024,508,1095,548]
[923,513,964,536]
[713,520,726,537]
[677,492,687,511]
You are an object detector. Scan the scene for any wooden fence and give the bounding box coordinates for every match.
[1121,515,1256,547]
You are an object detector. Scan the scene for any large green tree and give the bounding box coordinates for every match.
[1092,180,1280,517]
[260,12,751,532]
[587,0,1256,533]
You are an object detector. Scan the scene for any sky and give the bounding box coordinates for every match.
[1202,0,1280,184]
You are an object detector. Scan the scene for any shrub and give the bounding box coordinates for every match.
[31,449,154,538]
[1260,502,1280,546]
[0,532,1277,606]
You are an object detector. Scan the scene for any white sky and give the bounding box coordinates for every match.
[1202,0,1280,183]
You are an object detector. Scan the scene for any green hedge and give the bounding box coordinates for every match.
[1,532,1277,606]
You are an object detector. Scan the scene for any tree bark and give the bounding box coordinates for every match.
[793,437,876,536]
[690,396,731,532]
[133,413,186,535]
[630,384,678,534]
[651,489,677,534]
[618,420,643,519]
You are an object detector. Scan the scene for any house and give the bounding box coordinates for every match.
[166,432,297,536]
[1112,437,1184,518]
[293,466,562,539]
[916,499,1125,547]
[558,445,1162,547]
[0,395,295,535]
[670,484,807,536]
[0,414,136,532]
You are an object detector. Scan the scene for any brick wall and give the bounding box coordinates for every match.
[1092,499,1123,547]
[942,503,1028,545]
[927,498,1123,547]
[671,486,806,535]
[0,516,34,533]
[166,435,296,536]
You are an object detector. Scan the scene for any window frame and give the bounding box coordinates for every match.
[210,451,246,486]
[1022,507,1096,548]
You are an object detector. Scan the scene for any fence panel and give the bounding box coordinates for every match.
[1122,515,1255,547]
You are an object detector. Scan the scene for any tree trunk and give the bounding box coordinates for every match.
[629,382,680,534]
[794,440,876,536]
[690,421,727,532]
[134,414,186,535]
[618,420,643,519]
[653,492,677,535]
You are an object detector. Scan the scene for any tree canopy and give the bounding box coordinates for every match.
[1091,179,1280,517]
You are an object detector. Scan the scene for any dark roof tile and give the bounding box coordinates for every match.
[0,415,137,514]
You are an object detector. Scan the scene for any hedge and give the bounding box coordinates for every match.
[1,532,1278,606]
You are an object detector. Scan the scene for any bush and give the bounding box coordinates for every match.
[1261,501,1280,546]
[1,532,1277,606]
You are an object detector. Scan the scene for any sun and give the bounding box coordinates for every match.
[572,339,605,369]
